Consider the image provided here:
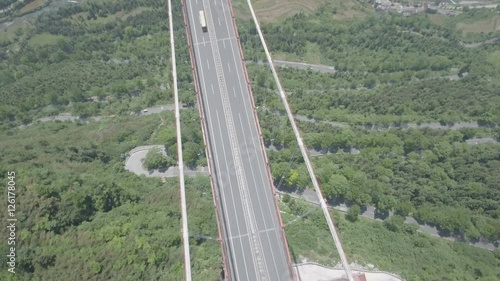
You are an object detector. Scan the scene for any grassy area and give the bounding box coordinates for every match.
[280,201,340,266]
[19,0,44,14]
[69,7,152,25]
[253,0,325,23]
[456,14,500,33]
[272,41,323,64]
[281,197,500,281]
[490,50,500,67]
[428,13,448,26]
[28,32,66,47]
[233,0,371,23]
[0,23,22,43]
[327,0,372,20]
[428,9,500,41]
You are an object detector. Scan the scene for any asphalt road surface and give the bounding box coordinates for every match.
[184,0,292,280]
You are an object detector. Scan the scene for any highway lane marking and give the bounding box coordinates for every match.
[212,4,270,280]
[193,37,235,47]
[229,228,278,241]
[204,2,265,278]
[196,53,245,281]
[218,17,221,26]
[223,15,272,231]
[228,63,231,73]
[237,110,281,272]
[215,109,250,281]
[238,84,278,232]
[189,2,248,278]
[206,59,210,70]
[220,0,285,276]
[239,79,284,279]
[186,2,246,279]
[211,84,215,96]
[229,233,249,241]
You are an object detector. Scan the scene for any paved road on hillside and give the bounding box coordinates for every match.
[273,60,337,73]
[184,0,292,280]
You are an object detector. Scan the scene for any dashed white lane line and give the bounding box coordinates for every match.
[229,228,279,241]
[193,37,235,46]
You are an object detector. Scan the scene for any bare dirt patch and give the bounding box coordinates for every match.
[234,0,371,23]
[232,0,324,22]
[254,0,323,23]
[20,0,44,14]
[428,14,448,26]
[456,15,500,33]
[330,0,372,20]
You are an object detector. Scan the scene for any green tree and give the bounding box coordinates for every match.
[257,70,267,88]
[326,174,349,199]
[183,142,200,168]
[286,169,299,186]
[346,204,361,222]
[433,141,453,161]
[395,200,413,217]
[376,195,396,214]
[494,249,500,260]
[282,193,291,204]
[384,215,405,232]
[402,223,419,235]
[143,147,172,170]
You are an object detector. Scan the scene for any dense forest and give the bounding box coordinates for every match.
[1,0,499,279]
[239,6,500,247]
[0,114,221,280]
[281,197,500,281]
[0,0,219,280]
[238,6,500,125]
[0,0,195,129]
[238,4,500,244]
[257,108,500,242]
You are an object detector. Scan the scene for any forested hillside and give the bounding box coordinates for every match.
[0,0,195,129]
[281,196,500,281]
[255,107,500,242]
[0,114,221,281]
[238,6,500,124]
[0,0,221,280]
[237,4,500,277]
[1,0,499,280]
